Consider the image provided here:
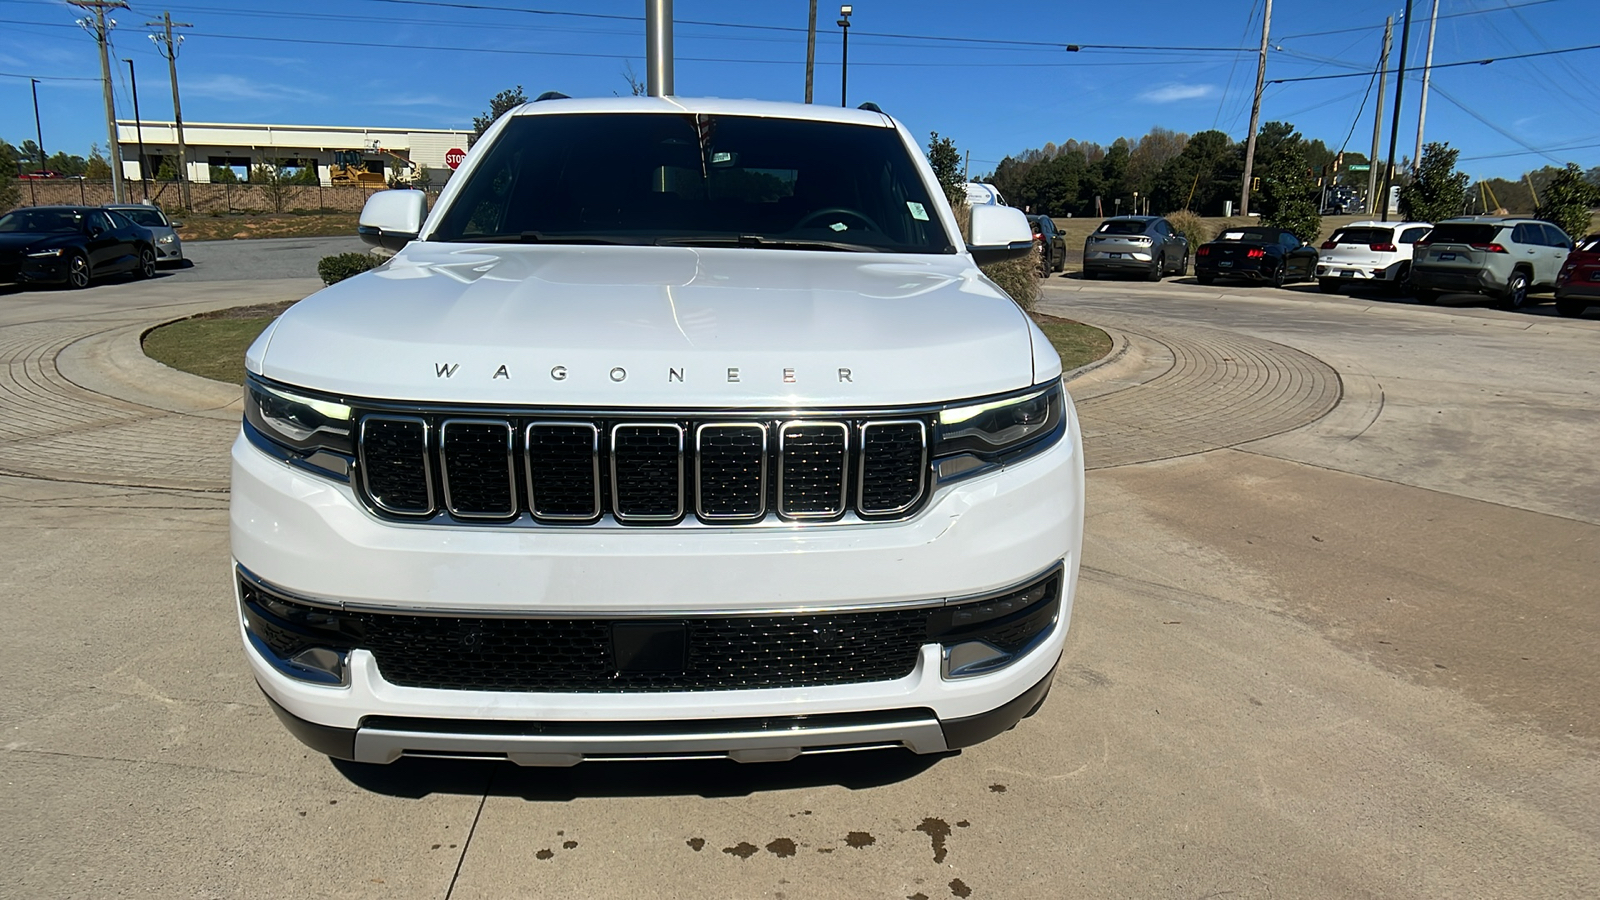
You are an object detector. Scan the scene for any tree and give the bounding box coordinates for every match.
[19,139,43,168]
[470,85,527,147]
[0,139,18,211]
[1534,163,1600,242]
[249,159,305,213]
[85,144,111,180]
[1149,130,1238,214]
[45,151,87,176]
[926,131,964,208]
[1399,142,1469,223]
[1258,145,1321,243]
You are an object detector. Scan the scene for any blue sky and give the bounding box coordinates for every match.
[2,0,1596,179]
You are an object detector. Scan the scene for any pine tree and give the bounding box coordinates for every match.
[1399,142,1469,223]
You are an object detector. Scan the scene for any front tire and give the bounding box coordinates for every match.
[65,252,91,290]
[135,246,156,280]
[1176,253,1189,277]
[1053,247,1065,273]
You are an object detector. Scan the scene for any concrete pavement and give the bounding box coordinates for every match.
[1,268,1595,899]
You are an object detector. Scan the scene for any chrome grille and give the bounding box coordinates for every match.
[355,410,928,526]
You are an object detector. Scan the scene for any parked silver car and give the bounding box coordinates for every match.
[104,204,183,265]
[1410,217,1571,308]
[1082,216,1189,281]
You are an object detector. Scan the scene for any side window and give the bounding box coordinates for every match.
[90,212,115,233]
[1511,223,1535,245]
[1400,227,1429,244]
[1281,232,1299,248]
[1540,224,1570,248]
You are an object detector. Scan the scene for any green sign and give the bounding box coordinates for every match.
[1346,163,1371,172]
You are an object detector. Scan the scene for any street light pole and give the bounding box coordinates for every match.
[71,0,130,203]
[123,58,148,200]
[837,5,852,108]
[804,0,817,103]
[148,11,193,209]
[30,78,46,173]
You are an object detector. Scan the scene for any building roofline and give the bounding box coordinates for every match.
[114,120,470,135]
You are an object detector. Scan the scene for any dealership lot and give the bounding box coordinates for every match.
[2,265,1596,898]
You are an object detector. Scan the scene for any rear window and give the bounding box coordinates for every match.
[1426,223,1501,244]
[1097,220,1148,235]
[1578,236,1600,253]
[1216,228,1279,243]
[1330,227,1393,245]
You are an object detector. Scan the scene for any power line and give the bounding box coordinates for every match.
[0,70,103,80]
[1427,82,1562,165]
[1272,0,1568,42]
[1460,140,1600,161]
[1267,41,1600,84]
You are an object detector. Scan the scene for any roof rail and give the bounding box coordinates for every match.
[857,102,885,114]
[534,91,570,102]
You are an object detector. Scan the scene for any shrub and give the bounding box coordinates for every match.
[1534,163,1600,243]
[1165,209,1212,250]
[317,252,382,285]
[982,246,1042,312]
[1400,142,1470,224]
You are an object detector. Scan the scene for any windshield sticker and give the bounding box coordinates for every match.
[829,222,849,232]
[907,201,929,221]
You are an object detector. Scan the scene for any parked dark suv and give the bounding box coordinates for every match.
[1410,217,1572,309]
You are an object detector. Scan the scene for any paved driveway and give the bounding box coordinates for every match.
[1,269,1596,899]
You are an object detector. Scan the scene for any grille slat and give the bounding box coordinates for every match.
[359,416,433,515]
[440,420,516,518]
[611,424,684,522]
[526,423,601,521]
[778,422,849,518]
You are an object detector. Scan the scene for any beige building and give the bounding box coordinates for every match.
[113,119,472,186]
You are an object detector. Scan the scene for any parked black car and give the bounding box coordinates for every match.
[1082,216,1189,281]
[0,206,156,289]
[1194,226,1317,287]
[1027,214,1067,275]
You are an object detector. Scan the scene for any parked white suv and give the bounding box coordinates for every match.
[232,96,1084,767]
[1314,220,1432,294]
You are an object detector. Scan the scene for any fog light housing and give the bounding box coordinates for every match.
[930,567,1062,679]
[239,571,354,686]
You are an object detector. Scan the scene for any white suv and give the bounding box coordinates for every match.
[232,96,1084,767]
[1314,220,1432,294]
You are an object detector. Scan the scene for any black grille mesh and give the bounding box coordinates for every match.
[612,426,682,519]
[527,425,599,519]
[697,425,766,518]
[860,423,925,513]
[780,425,848,516]
[441,422,514,516]
[361,418,431,513]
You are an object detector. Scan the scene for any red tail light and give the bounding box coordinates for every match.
[1470,242,1508,253]
[1246,248,1265,258]
[1370,243,1397,252]
[1197,246,1210,257]
[1320,240,1337,250]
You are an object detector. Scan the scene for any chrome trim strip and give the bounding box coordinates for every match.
[438,418,517,519]
[777,420,849,520]
[857,419,928,516]
[524,422,602,522]
[234,561,1063,620]
[609,422,685,522]
[694,422,768,522]
[358,415,435,516]
[351,717,949,765]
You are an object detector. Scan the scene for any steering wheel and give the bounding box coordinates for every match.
[793,207,883,234]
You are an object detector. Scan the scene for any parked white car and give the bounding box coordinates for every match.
[1315,220,1432,294]
[233,95,1083,767]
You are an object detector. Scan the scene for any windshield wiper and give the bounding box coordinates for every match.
[656,235,873,252]
[453,232,644,245]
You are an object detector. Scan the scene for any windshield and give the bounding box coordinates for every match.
[112,207,168,228]
[1097,220,1149,235]
[0,209,83,234]
[430,113,953,253]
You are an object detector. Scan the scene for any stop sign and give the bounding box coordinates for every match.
[445,148,466,170]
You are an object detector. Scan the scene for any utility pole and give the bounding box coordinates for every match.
[148,11,193,208]
[804,0,817,103]
[1238,0,1271,217]
[1414,0,1440,168]
[1367,17,1391,217]
[964,149,970,181]
[30,79,46,172]
[1380,0,1415,222]
[73,0,129,203]
[123,58,147,200]
[837,5,852,108]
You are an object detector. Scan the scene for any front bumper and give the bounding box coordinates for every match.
[12,255,69,284]
[232,396,1084,762]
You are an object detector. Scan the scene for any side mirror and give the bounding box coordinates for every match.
[967,204,1034,266]
[358,190,427,251]
[170,221,184,230]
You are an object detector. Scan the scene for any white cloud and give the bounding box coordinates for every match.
[183,74,324,104]
[1138,84,1217,103]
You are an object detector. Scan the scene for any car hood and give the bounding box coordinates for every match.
[255,243,1047,407]
[0,232,71,253]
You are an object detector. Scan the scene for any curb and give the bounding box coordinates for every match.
[1062,322,1130,386]
[56,319,244,420]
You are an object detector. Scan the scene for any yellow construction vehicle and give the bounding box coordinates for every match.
[329,150,387,187]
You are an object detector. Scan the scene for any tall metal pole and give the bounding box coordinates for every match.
[149,11,192,208]
[123,58,148,200]
[1367,17,1392,216]
[804,0,817,103]
[1238,0,1271,217]
[1380,0,1415,222]
[1414,0,1440,168]
[837,6,852,108]
[30,79,46,172]
[73,0,130,203]
[645,0,673,97]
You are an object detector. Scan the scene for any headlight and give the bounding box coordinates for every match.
[157,234,176,244]
[27,247,64,258]
[244,376,354,478]
[933,382,1065,481]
